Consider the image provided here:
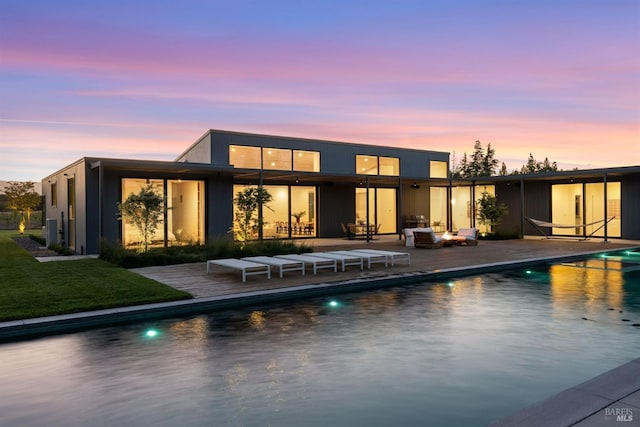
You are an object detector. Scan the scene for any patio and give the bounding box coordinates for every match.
[131,236,639,298]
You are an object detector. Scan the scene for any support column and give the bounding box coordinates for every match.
[603,173,608,243]
[520,178,525,238]
[258,170,264,240]
[365,176,370,243]
[397,177,402,240]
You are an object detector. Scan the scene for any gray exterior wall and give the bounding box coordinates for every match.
[42,159,89,253]
[621,175,640,240]
[190,130,450,179]
[207,175,234,237]
[176,132,212,164]
[317,183,355,238]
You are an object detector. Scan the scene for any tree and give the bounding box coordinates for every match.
[499,162,508,176]
[539,157,558,172]
[232,186,273,242]
[4,181,41,228]
[455,141,499,178]
[452,153,469,178]
[117,183,164,252]
[469,140,484,177]
[521,153,538,174]
[520,153,558,174]
[481,143,499,176]
[476,192,508,232]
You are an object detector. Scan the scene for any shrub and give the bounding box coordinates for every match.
[29,233,46,246]
[479,231,521,240]
[99,237,312,268]
[48,243,75,255]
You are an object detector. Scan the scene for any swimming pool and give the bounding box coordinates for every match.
[1,250,639,426]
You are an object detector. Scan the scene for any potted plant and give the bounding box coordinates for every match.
[292,211,306,223]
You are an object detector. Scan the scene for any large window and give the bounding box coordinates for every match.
[356,155,400,176]
[474,185,495,234]
[168,180,205,244]
[233,184,317,240]
[293,150,320,172]
[229,145,320,172]
[451,186,471,231]
[263,148,292,171]
[122,178,205,248]
[429,187,447,232]
[355,188,397,233]
[430,161,448,178]
[229,145,261,169]
[551,182,620,237]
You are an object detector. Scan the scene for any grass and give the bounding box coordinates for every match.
[0,230,192,322]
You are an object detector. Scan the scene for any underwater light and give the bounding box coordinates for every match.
[447,282,454,287]
[525,270,533,274]
[328,300,340,308]
[144,329,159,338]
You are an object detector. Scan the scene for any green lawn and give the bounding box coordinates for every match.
[0,230,192,322]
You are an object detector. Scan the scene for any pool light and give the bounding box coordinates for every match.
[525,270,533,275]
[447,282,454,287]
[144,329,159,338]
[328,300,340,308]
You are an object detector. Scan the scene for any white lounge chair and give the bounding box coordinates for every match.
[275,254,338,275]
[349,249,411,266]
[306,252,363,271]
[241,256,305,278]
[327,250,388,269]
[206,258,271,282]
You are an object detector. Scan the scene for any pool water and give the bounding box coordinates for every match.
[1,251,639,426]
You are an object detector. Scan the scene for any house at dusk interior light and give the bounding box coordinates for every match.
[41,129,640,254]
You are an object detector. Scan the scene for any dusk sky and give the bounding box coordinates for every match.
[1,0,639,182]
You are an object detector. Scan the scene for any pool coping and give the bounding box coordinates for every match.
[0,246,634,341]
[488,357,640,426]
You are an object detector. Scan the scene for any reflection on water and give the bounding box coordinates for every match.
[1,253,639,427]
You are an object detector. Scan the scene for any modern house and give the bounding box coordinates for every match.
[41,129,640,254]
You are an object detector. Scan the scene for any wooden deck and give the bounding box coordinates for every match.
[131,237,639,298]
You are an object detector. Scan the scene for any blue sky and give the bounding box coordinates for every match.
[1,0,639,181]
